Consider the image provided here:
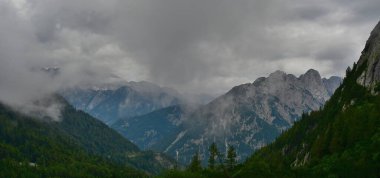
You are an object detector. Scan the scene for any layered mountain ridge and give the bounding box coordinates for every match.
[61,67,341,166]
[151,69,341,164]
[61,81,184,125]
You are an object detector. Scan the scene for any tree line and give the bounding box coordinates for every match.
[159,143,238,178]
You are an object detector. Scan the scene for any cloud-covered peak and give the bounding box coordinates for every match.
[269,70,287,78]
[0,0,378,119]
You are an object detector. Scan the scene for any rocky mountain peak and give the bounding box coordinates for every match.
[357,21,380,91]
[160,69,341,164]
[268,70,287,79]
[300,69,322,82]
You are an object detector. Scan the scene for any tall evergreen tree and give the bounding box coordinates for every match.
[187,151,202,172]
[208,142,219,169]
[226,145,237,170]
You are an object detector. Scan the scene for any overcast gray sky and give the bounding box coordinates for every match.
[2,0,380,100]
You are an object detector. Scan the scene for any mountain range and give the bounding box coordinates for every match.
[159,70,341,164]
[61,68,342,168]
[2,19,379,178]
[60,64,342,166]
[61,81,185,125]
[100,69,342,165]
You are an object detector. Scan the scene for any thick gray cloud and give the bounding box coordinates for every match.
[0,0,119,120]
[1,0,380,117]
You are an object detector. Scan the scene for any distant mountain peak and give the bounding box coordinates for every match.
[300,68,321,81]
[61,80,185,125]
[266,70,289,82]
[269,70,287,77]
[326,75,342,80]
[305,68,319,74]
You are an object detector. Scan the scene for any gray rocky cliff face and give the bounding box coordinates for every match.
[357,21,380,91]
[163,69,342,164]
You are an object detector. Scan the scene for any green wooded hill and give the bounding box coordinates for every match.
[0,96,174,177]
[234,21,380,178]
[57,97,175,174]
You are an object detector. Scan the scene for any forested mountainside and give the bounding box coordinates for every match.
[158,20,380,178]
[0,96,175,177]
[235,21,380,178]
[0,103,145,177]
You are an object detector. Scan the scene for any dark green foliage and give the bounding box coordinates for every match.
[226,145,237,170]
[233,53,380,177]
[188,151,202,172]
[157,169,208,178]
[56,100,174,174]
[208,142,219,170]
[156,143,241,178]
[157,166,230,178]
[58,102,139,161]
[234,21,380,177]
[0,103,147,178]
[375,83,380,92]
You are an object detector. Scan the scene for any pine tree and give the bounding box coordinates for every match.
[187,151,202,172]
[208,142,218,170]
[226,145,237,170]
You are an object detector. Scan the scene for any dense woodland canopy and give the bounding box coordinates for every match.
[0,103,147,177]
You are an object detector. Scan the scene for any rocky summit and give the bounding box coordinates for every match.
[161,69,341,164]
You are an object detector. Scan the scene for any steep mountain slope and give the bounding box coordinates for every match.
[0,96,175,176]
[61,81,183,125]
[56,97,175,174]
[112,105,185,151]
[0,103,146,177]
[235,21,380,178]
[162,70,341,164]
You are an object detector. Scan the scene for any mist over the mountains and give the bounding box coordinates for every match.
[0,1,114,120]
[24,0,380,94]
[1,0,380,119]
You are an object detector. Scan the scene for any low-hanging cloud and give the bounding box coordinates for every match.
[23,0,380,92]
[1,0,380,119]
[0,1,117,120]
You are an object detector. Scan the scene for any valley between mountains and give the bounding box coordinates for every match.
[1,1,380,177]
[66,69,341,164]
